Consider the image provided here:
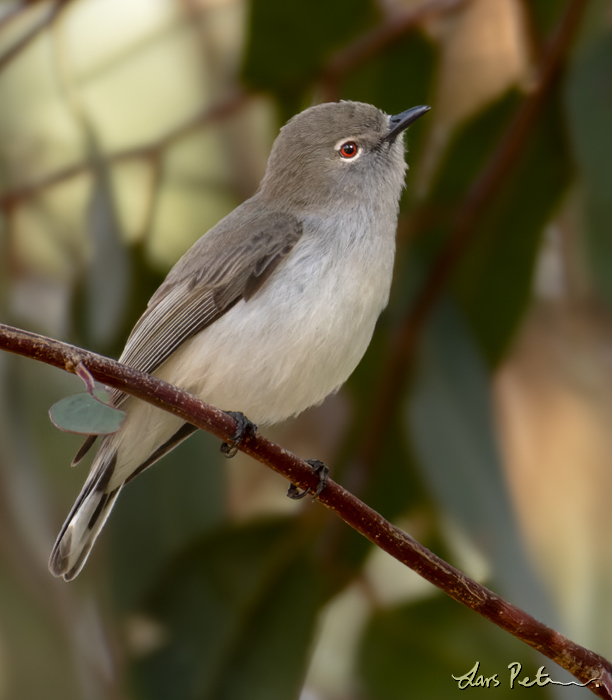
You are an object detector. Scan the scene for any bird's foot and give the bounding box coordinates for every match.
[287,460,329,500]
[220,411,257,458]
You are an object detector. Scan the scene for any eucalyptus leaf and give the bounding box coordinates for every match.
[133,518,329,700]
[109,430,227,611]
[86,155,131,347]
[451,88,571,365]
[406,301,553,622]
[418,89,570,365]
[358,595,563,699]
[566,32,612,310]
[49,392,125,435]
[242,0,377,100]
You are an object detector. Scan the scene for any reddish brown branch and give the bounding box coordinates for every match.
[0,321,611,695]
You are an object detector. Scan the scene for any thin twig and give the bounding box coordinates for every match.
[0,0,468,211]
[0,321,611,696]
[0,88,250,211]
[0,0,74,74]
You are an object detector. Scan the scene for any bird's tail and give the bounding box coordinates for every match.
[49,450,122,581]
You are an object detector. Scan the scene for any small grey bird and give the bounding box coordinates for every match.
[50,100,430,580]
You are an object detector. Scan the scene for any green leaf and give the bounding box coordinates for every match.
[451,89,571,364]
[109,430,227,611]
[69,108,131,350]
[49,392,125,435]
[132,518,329,700]
[419,88,570,365]
[337,307,430,571]
[241,0,378,100]
[427,91,521,209]
[86,164,131,347]
[566,32,612,310]
[523,0,568,39]
[412,91,521,284]
[405,301,552,619]
[357,595,557,699]
[341,32,436,114]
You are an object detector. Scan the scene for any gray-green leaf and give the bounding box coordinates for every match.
[49,393,125,435]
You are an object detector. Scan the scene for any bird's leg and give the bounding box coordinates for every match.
[287,459,329,500]
[220,411,258,458]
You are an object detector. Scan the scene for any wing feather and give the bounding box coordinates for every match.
[106,206,303,409]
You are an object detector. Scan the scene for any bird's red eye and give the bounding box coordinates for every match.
[339,141,359,158]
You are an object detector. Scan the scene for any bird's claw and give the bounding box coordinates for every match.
[287,460,329,500]
[220,411,257,458]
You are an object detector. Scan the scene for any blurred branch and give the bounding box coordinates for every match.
[0,0,463,212]
[0,0,74,74]
[0,4,26,33]
[1,321,612,696]
[319,0,468,101]
[0,0,464,210]
[137,153,164,244]
[357,0,588,468]
[0,88,250,212]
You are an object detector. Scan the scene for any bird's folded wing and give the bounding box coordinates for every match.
[73,209,302,463]
[117,209,303,405]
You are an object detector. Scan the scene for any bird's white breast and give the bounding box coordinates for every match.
[159,205,397,425]
[107,202,398,485]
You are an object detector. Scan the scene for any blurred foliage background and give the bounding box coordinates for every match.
[0,0,611,698]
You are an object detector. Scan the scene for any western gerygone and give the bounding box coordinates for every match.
[50,100,430,580]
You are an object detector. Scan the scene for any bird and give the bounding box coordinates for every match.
[49,99,430,580]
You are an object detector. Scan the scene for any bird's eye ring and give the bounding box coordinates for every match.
[338,141,359,159]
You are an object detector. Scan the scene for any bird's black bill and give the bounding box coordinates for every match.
[383,105,431,143]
